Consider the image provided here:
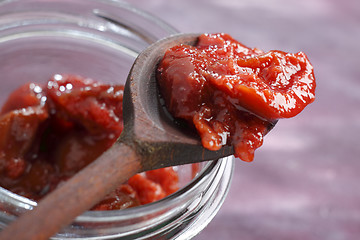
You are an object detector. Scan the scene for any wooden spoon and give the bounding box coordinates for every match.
[0,33,276,240]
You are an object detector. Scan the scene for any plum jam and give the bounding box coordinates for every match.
[0,74,178,210]
[157,33,316,161]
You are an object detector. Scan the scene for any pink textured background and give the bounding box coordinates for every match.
[129,0,360,239]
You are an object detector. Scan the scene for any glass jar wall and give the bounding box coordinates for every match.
[0,0,235,239]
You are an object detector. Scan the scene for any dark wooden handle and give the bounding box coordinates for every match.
[0,141,141,240]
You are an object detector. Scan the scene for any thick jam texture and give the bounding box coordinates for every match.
[0,74,178,210]
[157,33,315,161]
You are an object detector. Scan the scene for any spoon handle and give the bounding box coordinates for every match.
[0,142,141,240]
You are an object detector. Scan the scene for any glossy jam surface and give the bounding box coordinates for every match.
[0,74,178,210]
[157,33,316,161]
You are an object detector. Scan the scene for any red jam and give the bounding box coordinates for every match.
[157,33,316,161]
[0,74,179,210]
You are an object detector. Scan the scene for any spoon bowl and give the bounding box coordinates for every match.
[121,33,235,171]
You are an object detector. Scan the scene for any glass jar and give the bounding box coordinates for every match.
[0,0,235,239]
